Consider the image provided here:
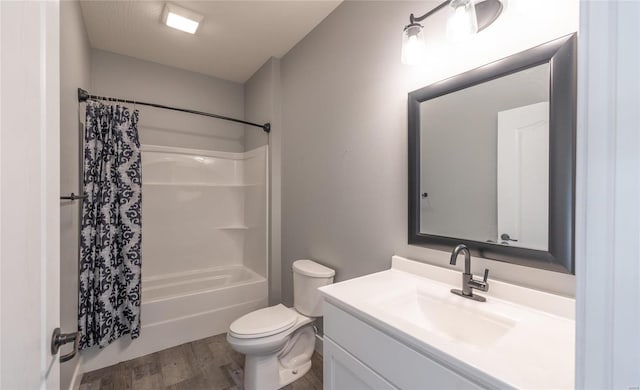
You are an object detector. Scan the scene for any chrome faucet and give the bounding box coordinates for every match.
[449,244,489,302]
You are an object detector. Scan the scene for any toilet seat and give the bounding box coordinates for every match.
[229,304,297,339]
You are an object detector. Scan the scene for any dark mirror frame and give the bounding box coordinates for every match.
[408,33,577,274]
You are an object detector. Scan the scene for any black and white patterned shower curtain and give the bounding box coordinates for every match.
[78,101,142,350]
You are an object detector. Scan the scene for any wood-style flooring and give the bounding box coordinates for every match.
[79,333,323,390]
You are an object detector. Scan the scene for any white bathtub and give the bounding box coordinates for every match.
[81,264,267,372]
[143,265,263,302]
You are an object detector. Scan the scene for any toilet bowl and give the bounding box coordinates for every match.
[227,260,335,390]
[226,304,316,390]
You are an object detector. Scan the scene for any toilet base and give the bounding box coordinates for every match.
[279,360,311,388]
[240,325,316,390]
[243,354,312,390]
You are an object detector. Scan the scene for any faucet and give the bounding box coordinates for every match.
[449,244,489,302]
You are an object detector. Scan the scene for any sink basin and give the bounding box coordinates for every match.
[372,288,516,348]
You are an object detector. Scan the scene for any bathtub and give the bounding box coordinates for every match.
[81,264,267,372]
[143,265,263,301]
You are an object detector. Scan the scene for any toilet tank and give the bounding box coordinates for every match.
[292,260,335,317]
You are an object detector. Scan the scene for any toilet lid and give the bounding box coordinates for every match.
[229,304,298,338]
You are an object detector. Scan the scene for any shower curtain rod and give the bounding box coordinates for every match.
[77,88,271,133]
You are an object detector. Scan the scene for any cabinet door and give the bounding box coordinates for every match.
[324,302,488,389]
[324,337,397,390]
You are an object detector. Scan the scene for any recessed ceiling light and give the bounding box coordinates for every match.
[162,3,203,34]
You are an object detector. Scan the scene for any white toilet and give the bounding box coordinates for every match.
[227,259,335,390]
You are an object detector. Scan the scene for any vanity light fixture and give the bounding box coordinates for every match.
[401,0,503,65]
[162,3,203,34]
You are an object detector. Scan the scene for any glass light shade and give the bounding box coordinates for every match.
[401,24,427,65]
[447,0,478,42]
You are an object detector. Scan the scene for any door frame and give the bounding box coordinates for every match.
[575,1,640,387]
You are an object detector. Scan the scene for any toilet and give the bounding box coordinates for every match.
[227,260,335,390]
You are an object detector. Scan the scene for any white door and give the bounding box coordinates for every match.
[1,1,61,388]
[497,102,549,251]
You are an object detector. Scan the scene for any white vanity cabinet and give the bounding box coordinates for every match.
[323,302,486,390]
[319,256,576,390]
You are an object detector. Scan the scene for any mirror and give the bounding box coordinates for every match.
[408,34,576,274]
[420,63,550,250]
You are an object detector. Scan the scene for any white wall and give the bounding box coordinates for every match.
[60,1,91,388]
[280,0,579,307]
[244,58,283,304]
[91,49,245,152]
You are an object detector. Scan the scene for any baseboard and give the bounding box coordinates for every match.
[314,333,323,356]
[68,355,83,390]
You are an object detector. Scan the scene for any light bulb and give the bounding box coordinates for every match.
[401,24,427,65]
[447,0,478,42]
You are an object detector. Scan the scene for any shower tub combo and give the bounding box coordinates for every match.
[81,145,269,372]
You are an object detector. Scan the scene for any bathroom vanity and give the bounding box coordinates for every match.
[319,256,575,389]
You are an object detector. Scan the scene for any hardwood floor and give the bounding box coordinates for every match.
[79,334,323,390]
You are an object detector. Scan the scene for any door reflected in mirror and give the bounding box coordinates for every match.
[497,101,548,251]
[419,64,550,251]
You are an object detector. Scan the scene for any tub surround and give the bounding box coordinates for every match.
[319,256,575,389]
[80,145,269,372]
[141,144,268,279]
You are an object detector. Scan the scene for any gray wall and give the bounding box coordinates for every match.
[244,59,273,151]
[91,50,245,152]
[244,58,283,304]
[420,64,549,242]
[60,1,91,388]
[280,0,578,306]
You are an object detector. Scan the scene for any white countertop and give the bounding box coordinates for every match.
[319,256,575,389]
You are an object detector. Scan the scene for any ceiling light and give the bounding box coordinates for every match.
[401,0,503,65]
[162,3,203,34]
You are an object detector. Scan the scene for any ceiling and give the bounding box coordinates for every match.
[80,1,342,83]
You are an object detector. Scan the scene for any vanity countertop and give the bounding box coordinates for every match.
[319,256,575,389]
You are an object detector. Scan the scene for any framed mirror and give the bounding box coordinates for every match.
[408,33,576,274]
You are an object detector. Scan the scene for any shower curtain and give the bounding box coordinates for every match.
[78,101,142,350]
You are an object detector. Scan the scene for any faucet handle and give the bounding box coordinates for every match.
[468,268,490,294]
